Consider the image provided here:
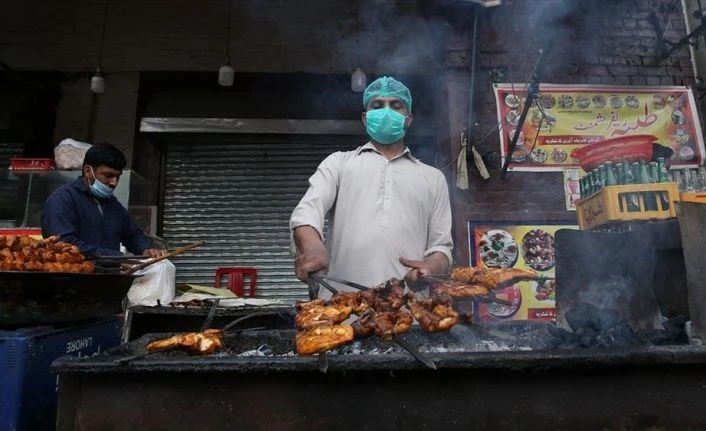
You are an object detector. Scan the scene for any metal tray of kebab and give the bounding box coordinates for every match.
[0,235,206,328]
[0,270,139,328]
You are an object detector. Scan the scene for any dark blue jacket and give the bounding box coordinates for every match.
[40,177,151,256]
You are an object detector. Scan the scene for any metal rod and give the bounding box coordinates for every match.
[309,274,339,295]
[466,7,479,146]
[317,276,370,291]
[199,298,221,331]
[393,336,436,370]
[500,45,551,179]
[220,312,273,332]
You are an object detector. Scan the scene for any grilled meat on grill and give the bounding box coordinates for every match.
[373,310,414,339]
[295,324,355,355]
[351,309,377,338]
[408,293,459,333]
[0,235,94,273]
[351,309,414,339]
[295,302,352,329]
[146,329,224,355]
[370,278,413,311]
[432,281,491,299]
[330,291,374,315]
[449,267,538,289]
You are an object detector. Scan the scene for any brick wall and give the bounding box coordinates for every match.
[444,0,698,265]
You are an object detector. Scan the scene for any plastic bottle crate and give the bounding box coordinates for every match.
[0,318,122,431]
[576,182,679,230]
[9,158,55,171]
[680,192,706,204]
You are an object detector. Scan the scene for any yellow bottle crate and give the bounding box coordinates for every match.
[680,192,706,204]
[576,182,679,230]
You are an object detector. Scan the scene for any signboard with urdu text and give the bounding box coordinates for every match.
[494,84,705,172]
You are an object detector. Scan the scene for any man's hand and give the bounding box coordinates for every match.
[143,248,166,259]
[400,257,433,291]
[293,225,330,282]
[400,252,450,292]
[294,247,329,281]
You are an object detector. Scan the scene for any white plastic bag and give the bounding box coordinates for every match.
[127,260,176,306]
[54,138,92,170]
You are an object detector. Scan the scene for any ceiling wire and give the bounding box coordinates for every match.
[226,0,233,64]
[98,0,110,69]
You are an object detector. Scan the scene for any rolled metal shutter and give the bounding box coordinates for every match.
[162,133,359,303]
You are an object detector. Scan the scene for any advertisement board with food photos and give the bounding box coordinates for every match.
[469,222,578,323]
[493,84,705,171]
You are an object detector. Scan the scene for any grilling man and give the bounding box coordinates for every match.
[290,76,453,296]
[40,142,163,258]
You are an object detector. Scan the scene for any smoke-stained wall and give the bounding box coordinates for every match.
[445,0,699,265]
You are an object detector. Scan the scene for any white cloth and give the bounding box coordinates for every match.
[290,142,453,291]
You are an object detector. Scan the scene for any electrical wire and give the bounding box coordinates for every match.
[437,57,547,171]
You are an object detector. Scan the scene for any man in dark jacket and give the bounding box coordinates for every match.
[40,143,163,258]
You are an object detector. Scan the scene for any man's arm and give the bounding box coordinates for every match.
[293,225,329,281]
[118,206,160,257]
[289,153,342,281]
[40,193,122,256]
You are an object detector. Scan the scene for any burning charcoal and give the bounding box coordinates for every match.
[565,302,638,347]
[639,316,688,346]
[337,341,365,355]
[237,344,275,357]
[566,303,603,333]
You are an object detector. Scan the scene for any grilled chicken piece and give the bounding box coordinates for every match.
[330,291,373,315]
[146,329,224,355]
[449,267,538,289]
[449,267,485,283]
[295,324,354,355]
[471,268,539,289]
[370,278,411,312]
[373,310,414,340]
[296,299,328,311]
[295,304,352,329]
[432,282,491,299]
[351,309,377,338]
[408,293,459,333]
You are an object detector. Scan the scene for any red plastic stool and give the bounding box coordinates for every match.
[214,267,257,297]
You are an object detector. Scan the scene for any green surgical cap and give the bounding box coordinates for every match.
[363,76,412,112]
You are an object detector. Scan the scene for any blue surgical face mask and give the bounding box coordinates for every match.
[88,167,114,199]
[365,107,407,145]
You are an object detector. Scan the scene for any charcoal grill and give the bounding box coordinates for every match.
[0,271,137,327]
[53,325,706,431]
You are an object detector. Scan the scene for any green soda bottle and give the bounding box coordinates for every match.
[639,160,657,210]
[604,161,617,186]
[624,162,641,212]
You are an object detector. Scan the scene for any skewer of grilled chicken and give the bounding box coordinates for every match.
[146,329,224,355]
[295,324,355,355]
[294,301,352,329]
[351,309,414,340]
[431,281,491,299]
[450,267,538,289]
[408,293,459,333]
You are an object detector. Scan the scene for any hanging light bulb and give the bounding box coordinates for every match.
[92,0,109,94]
[218,0,235,87]
[351,67,366,92]
[351,0,365,92]
[90,68,105,94]
[218,64,235,87]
